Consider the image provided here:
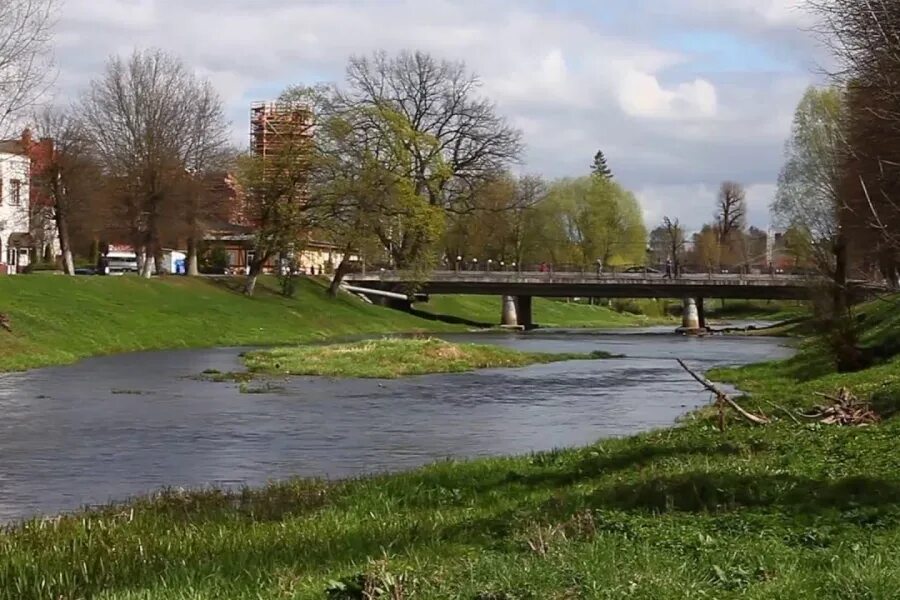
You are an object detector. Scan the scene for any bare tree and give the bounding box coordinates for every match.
[31,108,102,275]
[807,0,900,282]
[662,216,685,274]
[0,0,55,137]
[300,51,523,267]
[341,51,523,207]
[79,49,229,277]
[715,181,747,242]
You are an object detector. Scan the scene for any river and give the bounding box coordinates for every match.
[0,327,793,522]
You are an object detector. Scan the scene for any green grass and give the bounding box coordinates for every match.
[0,275,461,371]
[0,277,674,372]
[417,294,670,328]
[243,337,608,379]
[3,299,900,598]
[705,299,811,323]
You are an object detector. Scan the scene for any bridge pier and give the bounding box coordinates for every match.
[501,295,519,328]
[516,295,534,330]
[677,298,702,335]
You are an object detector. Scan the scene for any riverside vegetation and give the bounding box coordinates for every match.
[1,294,899,598]
[242,337,611,379]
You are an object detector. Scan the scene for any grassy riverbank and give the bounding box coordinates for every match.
[4,298,900,598]
[0,275,462,372]
[243,337,607,379]
[415,294,672,328]
[0,276,664,372]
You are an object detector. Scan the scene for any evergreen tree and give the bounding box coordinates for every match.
[591,150,613,179]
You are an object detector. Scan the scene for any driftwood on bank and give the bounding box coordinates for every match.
[676,359,770,428]
[803,387,880,426]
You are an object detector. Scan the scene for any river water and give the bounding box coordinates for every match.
[0,328,792,522]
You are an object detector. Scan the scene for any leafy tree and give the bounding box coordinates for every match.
[772,86,844,277]
[542,176,645,268]
[235,125,314,296]
[590,150,613,180]
[690,224,721,271]
[310,103,448,294]
[442,174,545,267]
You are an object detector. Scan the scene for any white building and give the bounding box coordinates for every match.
[0,149,33,273]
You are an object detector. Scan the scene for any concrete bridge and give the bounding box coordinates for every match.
[344,270,856,331]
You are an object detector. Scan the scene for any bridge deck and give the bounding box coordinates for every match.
[345,270,840,300]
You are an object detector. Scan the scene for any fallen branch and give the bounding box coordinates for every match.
[676,359,770,426]
[764,400,802,425]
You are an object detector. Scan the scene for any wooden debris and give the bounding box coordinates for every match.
[677,358,770,429]
[802,387,880,426]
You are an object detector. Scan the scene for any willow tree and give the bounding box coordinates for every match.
[543,176,646,268]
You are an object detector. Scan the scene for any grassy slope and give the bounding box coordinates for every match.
[244,337,605,379]
[0,275,458,371]
[4,301,900,598]
[417,294,667,327]
[704,299,811,323]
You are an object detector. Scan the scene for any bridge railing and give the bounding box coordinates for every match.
[345,261,816,278]
[346,270,814,285]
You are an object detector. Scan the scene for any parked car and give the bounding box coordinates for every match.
[104,251,139,275]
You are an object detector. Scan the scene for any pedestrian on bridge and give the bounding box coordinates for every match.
[596,258,603,276]
[664,258,673,279]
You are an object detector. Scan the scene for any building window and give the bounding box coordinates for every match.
[10,180,21,206]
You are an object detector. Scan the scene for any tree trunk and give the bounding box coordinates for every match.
[244,259,263,296]
[55,208,75,276]
[140,254,154,278]
[328,256,352,297]
[153,245,165,276]
[186,237,200,276]
[833,233,848,318]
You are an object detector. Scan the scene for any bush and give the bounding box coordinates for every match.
[200,244,229,274]
[21,262,59,274]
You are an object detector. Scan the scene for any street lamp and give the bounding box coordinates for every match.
[512,261,518,272]
[456,255,462,272]
[472,258,479,271]
[487,259,493,272]
[500,261,505,271]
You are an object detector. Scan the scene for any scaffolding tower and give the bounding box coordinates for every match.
[250,101,313,158]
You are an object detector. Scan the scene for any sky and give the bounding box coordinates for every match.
[52,0,829,232]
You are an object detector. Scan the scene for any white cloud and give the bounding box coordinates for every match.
[619,72,717,119]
